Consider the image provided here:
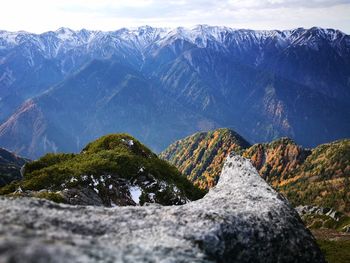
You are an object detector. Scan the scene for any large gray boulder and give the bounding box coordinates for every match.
[0,153,325,262]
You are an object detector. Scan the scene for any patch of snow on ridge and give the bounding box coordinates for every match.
[56,27,75,41]
[121,138,134,147]
[69,177,78,183]
[129,186,142,204]
[0,31,18,47]
[0,26,346,60]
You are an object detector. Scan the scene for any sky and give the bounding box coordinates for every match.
[0,0,350,33]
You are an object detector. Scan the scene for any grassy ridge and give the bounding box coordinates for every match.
[0,134,204,204]
[317,240,350,263]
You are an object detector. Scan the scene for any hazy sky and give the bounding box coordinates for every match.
[1,0,350,33]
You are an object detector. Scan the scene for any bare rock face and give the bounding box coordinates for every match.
[0,153,325,262]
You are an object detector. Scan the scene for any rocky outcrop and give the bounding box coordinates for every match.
[296,206,343,221]
[0,154,324,262]
[296,205,350,233]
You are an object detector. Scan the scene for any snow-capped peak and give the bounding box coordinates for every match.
[0,25,348,59]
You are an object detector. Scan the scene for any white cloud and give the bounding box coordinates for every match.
[0,0,349,33]
[227,0,349,9]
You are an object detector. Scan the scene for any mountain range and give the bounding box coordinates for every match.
[161,128,350,213]
[160,128,250,188]
[0,25,349,158]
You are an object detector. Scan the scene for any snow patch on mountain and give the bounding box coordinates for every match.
[0,26,347,59]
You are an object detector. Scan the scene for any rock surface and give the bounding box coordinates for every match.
[0,154,325,262]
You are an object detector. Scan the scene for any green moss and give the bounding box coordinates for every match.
[82,133,155,158]
[309,219,323,229]
[0,133,204,202]
[323,218,338,229]
[336,216,350,232]
[0,181,18,195]
[24,153,75,175]
[301,213,350,233]
[317,240,350,263]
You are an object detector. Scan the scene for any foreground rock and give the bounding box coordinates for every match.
[0,154,324,262]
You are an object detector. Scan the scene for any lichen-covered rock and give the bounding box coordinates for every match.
[0,153,325,262]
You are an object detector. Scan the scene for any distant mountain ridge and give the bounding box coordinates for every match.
[160,128,250,189]
[0,25,349,158]
[161,129,350,213]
